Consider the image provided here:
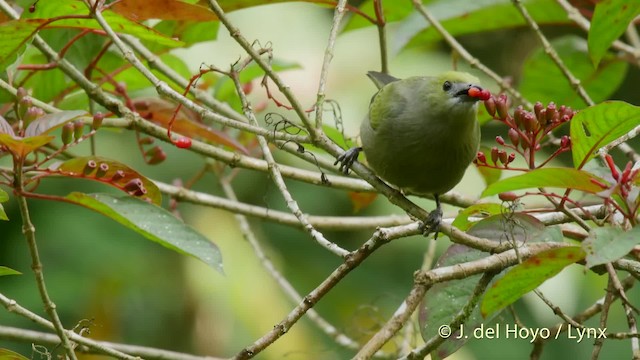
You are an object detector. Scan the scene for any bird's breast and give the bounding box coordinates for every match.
[361,113,479,195]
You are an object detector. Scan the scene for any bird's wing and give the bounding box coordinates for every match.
[368,78,415,131]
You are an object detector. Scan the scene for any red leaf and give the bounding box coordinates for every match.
[0,134,54,157]
[53,156,162,205]
[348,191,378,213]
[112,0,217,21]
[133,97,249,154]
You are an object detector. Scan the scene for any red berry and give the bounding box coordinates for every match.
[174,137,192,149]
[498,192,519,202]
[242,81,253,95]
[469,87,491,101]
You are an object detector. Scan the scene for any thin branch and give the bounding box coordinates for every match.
[156,181,410,231]
[626,23,640,50]
[555,0,640,66]
[511,0,593,106]
[0,294,139,360]
[119,35,245,123]
[354,242,568,359]
[410,0,532,108]
[90,8,314,147]
[229,67,346,257]
[0,78,59,113]
[218,176,388,356]
[400,271,497,359]
[553,0,640,163]
[0,325,221,360]
[606,263,640,355]
[205,0,320,139]
[231,226,395,359]
[314,0,348,130]
[531,275,637,359]
[374,0,389,74]
[122,35,312,144]
[534,289,584,329]
[592,275,616,359]
[13,158,77,360]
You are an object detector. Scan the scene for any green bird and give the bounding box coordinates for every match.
[336,71,488,235]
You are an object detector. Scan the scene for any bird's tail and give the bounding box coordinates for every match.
[366,71,399,89]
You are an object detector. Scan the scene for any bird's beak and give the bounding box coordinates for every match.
[456,85,482,98]
[465,85,491,101]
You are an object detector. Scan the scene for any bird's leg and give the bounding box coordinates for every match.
[420,194,443,239]
[334,147,363,174]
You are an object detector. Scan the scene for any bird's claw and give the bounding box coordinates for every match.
[334,147,362,174]
[419,207,443,239]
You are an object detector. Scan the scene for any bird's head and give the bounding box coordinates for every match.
[434,71,489,111]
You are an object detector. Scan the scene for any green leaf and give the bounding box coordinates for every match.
[420,244,491,358]
[21,1,184,47]
[113,53,191,92]
[465,212,562,244]
[55,156,162,205]
[393,0,570,54]
[214,59,301,111]
[40,28,107,70]
[0,19,42,69]
[420,211,559,357]
[66,192,223,273]
[0,266,21,276]
[343,0,413,32]
[570,101,640,169]
[323,124,353,150]
[0,205,7,221]
[24,58,69,103]
[149,20,220,51]
[0,188,8,221]
[480,246,585,318]
[451,203,505,231]
[588,0,640,67]
[0,348,29,360]
[481,168,608,197]
[520,35,628,109]
[583,226,640,268]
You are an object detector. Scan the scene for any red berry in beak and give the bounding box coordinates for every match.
[468,86,491,101]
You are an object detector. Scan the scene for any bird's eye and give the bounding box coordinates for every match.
[442,81,452,92]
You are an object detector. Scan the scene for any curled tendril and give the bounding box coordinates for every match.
[499,200,528,247]
[250,40,274,65]
[31,344,51,360]
[264,113,306,137]
[264,113,330,186]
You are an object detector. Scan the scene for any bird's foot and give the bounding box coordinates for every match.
[419,207,443,239]
[334,147,362,174]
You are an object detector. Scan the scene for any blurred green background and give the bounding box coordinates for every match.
[2,2,640,359]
